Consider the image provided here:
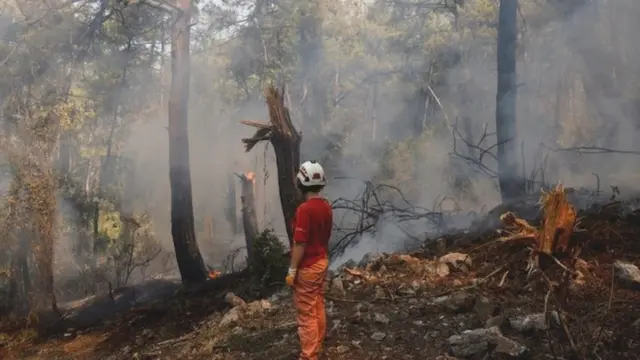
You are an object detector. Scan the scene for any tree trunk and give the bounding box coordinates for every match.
[225,174,239,235]
[237,172,259,263]
[168,0,207,283]
[496,0,523,202]
[298,2,327,137]
[27,166,59,316]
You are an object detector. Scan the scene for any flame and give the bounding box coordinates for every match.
[246,172,256,181]
[208,270,221,279]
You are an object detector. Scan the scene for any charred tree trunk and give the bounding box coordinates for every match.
[240,86,303,247]
[496,0,524,202]
[168,0,207,283]
[236,172,259,263]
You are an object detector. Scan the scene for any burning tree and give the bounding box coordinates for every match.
[236,171,259,263]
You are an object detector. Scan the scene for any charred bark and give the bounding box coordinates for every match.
[168,0,207,283]
[240,86,303,247]
[496,0,524,202]
[236,172,259,263]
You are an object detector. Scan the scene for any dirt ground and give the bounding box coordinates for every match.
[3,198,640,360]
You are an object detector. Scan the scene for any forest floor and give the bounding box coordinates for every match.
[2,194,640,359]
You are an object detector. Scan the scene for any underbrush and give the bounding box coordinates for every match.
[248,229,288,295]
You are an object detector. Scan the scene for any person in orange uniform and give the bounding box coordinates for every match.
[285,160,333,360]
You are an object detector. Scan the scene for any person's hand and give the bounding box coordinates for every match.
[285,268,297,287]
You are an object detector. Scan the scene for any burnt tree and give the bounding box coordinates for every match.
[241,86,303,247]
[236,172,259,262]
[496,0,524,202]
[168,0,207,283]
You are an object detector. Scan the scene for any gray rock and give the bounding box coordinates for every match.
[433,291,475,313]
[509,312,559,332]
[485,315,505,328]
[371,332,386,341]
[614,261,640,288]
[448,326,528,358]
[474,296,496,321]
[373,312,390,324]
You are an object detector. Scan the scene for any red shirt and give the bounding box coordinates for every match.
[291,197,333,268]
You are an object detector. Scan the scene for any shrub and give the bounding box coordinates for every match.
[248,229,288,291]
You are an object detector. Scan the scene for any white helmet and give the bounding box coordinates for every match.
[297,160,326,187]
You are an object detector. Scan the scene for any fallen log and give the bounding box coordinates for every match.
[240,85,303,247]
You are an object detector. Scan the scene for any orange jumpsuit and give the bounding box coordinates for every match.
[291,197,332,360]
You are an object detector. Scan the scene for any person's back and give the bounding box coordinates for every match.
[294,197,332,269]
[286,160,332,360]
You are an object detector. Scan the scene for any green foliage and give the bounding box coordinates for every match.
[248,229,288,291]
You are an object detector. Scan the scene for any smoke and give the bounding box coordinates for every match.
[23,0,640,288]
[324,0,640,265]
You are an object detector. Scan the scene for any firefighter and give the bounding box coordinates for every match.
[286,160,333,360]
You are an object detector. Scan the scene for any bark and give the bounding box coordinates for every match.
[236,172,259,263]
[496,0,524,202]
[240,86,303,247]
[168,0,207,283]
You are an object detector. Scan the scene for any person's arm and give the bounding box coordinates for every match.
[290,206,309,270]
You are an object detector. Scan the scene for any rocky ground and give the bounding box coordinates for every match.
[3,196,640,360]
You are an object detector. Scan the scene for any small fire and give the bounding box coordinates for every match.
[246,172,256,181]
[208,270,221,279]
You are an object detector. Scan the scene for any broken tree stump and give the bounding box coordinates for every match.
[498,184,579,265]
[240,85,303,247]
[236,172,259,263]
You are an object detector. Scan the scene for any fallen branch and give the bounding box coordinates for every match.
[555,146,640,155]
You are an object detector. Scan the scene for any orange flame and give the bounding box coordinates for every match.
[208,270,221,279]
[246,172,256,181]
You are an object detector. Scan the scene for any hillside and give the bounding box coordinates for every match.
[2,188,640,360]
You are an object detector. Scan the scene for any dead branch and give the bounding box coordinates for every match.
[329,177,447,258]
[554,146,640,155]
[451,119,551,193]
[450,118,500,178]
